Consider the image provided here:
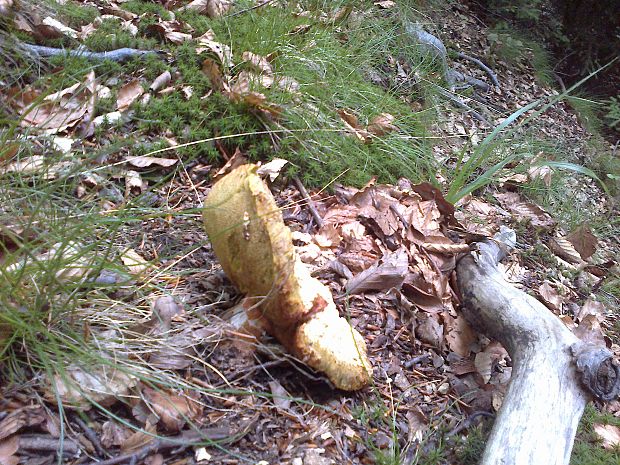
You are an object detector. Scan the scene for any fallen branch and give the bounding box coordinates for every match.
[456,227,620,465]
[456,52,500,88]
[435,86,491,125]
[19,434,80,456]
[21,44,162,62]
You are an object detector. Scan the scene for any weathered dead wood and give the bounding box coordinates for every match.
[21,44,161,62]
[456,228,620,465]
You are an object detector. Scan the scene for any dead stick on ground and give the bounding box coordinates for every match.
[293,176,324,229]
[456,226,620,465]
[21,44,162,62]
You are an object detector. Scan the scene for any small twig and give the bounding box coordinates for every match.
[553,72,567,92]
[227,0,273,17]
[293,176,324,229]
[19,434,80,456]
[404,354,431,368]
[456,52,500,88]
[21,44,162,62]
[73,415,108,458]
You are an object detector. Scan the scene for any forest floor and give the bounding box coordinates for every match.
[1,1,619,465]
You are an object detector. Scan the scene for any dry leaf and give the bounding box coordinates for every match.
[577,299,606,323]
[121,249,152,274]
[443,312,476,357]
[375,0,396,7]
[126,156,178,168]
[367,113,397,136]
[121,421,156,453]
[125,170,145,195]
[268,380,292,412]
[494,192,555,229]
[101,4,137,21]
[528,164,553,187]
[180,0,231,17]
[345,248,409,294]
[93,111,124,127]
[0,407,46,441]
[256,158,288,181]
[146,20,192,44]
[337,109,372,142]
[0,435,19,465]
[548,236,583,264]
[414,313,443,348]
[0,0,14,17]
[573,314,606,345]
[142,387,202,432]
[117,79,144,111]
[47,360,137,408]
[242,51,273,75]
[566,224,598,260]
[1,155,45,174]
[101,421,131,448]
[16,71,97,133]
[538,281,564,313]
[593,423,620,450]
[196,30,233,65]
[41,17,78,39]
[212,148,247,179]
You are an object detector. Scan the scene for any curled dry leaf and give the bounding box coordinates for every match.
[256,158,288,182]
[101,4,137,21]
[196,30,233,65]
[117,79,144,112]
[149,71,172,93]
[538,281,564,313]
[367,113,397,136]
[146,20,192,44]
[141,387,202,432]
[41,17,78,39]
[121,248,152,275]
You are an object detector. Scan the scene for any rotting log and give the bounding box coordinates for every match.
[456,228,620,465]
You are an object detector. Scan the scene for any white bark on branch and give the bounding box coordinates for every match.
[456,228,620,465]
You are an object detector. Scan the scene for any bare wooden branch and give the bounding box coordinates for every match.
[456,52,500,88]
[456,228,620,465]
[21,44,162,62]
